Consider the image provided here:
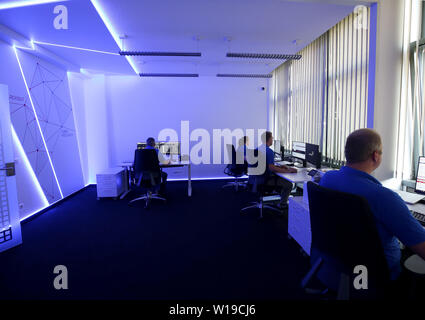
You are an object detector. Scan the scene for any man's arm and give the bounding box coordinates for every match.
[380,190,425,261]
[269,163,297,174]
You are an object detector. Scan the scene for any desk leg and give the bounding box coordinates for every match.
[120,166,131,199]
[188,163,192,197]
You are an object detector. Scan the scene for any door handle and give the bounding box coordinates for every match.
[0,162,15,176]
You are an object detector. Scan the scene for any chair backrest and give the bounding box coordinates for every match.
[226,144,237,165]
[306,182,390,296]
[133,149,161,185]
[246,148,267,193]
[225,144,246,175]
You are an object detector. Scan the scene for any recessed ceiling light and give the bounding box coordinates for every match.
[139,73,199,77]
[120,51,201,57]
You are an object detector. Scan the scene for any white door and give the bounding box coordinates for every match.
[0,83,22,252]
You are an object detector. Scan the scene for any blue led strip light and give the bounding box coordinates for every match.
[0,0,66,10]
[90,0,140,74]
[33,40,119,56]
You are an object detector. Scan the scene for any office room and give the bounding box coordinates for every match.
[1,0,425,311]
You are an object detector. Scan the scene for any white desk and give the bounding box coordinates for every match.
[275,168,312,184]
[119,160,192,198]
[275,166,333,184]
[407,202,425,215]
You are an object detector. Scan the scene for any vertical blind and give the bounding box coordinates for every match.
[394,0,422,181]
[324,8,370,163]
[270,7,371,164]
[290,35,326,148]
[269,61,291,148]
[398,43,425,179]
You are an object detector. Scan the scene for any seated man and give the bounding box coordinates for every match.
[320,128,425,282]
[259,131,297,209]
[145,137,170,194]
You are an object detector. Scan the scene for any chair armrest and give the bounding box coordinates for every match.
[404,254,425,275]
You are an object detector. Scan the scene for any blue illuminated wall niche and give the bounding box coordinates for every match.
[12,48,84,204]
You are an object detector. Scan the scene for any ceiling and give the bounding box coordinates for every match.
[0,0,375,76]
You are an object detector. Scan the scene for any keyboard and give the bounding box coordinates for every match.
[412,211,425,225]
[393,189,425,204]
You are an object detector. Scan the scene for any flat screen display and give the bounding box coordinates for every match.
[415,156,425,194]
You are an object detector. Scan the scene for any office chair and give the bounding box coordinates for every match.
[240,148,281,219]
[222,144,247,191]
[129,148,166,209]
[301,182,390,299]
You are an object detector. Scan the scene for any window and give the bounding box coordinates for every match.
[270,7,371,166]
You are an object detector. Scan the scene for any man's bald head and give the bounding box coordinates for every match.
[345,129,382,164]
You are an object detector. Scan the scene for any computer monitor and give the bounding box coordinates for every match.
[137,142,160,150]
[159,142,180,156]
[137,142,148,150]
[292,142,306,160]
[415,156,425,194]
[273,140,281,154]
[305,143,321,169]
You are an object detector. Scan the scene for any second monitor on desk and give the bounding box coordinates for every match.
[137,141,181,161]
[292,141,321,169]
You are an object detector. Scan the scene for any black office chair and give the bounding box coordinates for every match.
[240,148,281,219]
[222,144,247,191]
[301,182,391,299]
[129,149,166,208]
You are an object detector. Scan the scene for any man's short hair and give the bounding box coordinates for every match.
[146,137,155,147]
[261,131,273,144]
[345,129,382,163]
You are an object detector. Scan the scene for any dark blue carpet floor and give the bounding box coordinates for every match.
[0,180,313,299]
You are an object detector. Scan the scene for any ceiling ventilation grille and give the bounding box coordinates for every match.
[216,74,272,78]
[226,53,301,60]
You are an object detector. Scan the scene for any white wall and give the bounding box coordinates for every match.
[373,0,404,181]
[68,72,89,185]
[84,75,111,183]
[77,75,269,180]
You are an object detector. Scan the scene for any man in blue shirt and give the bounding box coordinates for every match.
[145,137,170,194]
[258,131,297,209]
[320,128,425,281]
